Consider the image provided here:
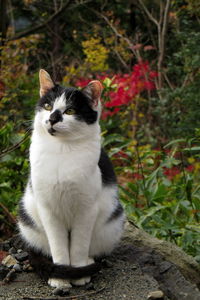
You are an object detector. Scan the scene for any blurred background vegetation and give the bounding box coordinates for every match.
[0,0,200,261]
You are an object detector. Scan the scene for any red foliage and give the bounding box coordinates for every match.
[133,172,143,180]
[105,61,157,108]
[163,166,181,180]
[75,78,90,87]
[186,165,195,172]
[75,61,158,119]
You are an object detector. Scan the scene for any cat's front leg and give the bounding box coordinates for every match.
[37,202,72,288]
[70,203,98,286]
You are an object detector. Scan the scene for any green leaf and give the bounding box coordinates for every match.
[164,139,186,148]
[137,205,167,227]
[102,133,126,147]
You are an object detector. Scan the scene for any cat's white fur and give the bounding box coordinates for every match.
[18,81,124,288]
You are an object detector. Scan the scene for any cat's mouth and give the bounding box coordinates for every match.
[48,127,56,136]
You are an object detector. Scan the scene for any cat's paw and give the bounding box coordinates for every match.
[87,257,95,264]
[71,276,91,286]
[70,257,94,286]
[48,278,72,289]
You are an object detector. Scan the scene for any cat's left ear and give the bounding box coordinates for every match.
[82,80,103,108]
[39,69,55,97]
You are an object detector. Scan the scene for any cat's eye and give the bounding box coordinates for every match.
[65,108,75,115]
[44,103,52,111]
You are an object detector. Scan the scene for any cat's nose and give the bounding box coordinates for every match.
[49,109,63,125]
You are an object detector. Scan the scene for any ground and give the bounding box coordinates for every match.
[0,222,200,300]
[0,245,163,300]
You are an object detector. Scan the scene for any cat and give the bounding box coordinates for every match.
[18,69,124,289]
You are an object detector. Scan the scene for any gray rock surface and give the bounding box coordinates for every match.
[0,222,199,300]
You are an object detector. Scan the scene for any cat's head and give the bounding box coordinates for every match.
[34,69,103,139]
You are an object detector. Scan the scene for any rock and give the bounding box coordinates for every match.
[52,287,70,296]
[101,258,113,268]
[3,268,16,283]
[85,282,95,290]
[9,235,25,250]
[0,265,9,280]
[159,261,171,274]
[0,241,10,251]
[15,251,29,262]
[2,255,18,267]
[22,263,33,272]
[0,222,199,300]
[120,221,200,300]
[147,290,164,299]
[123,222,200,286]
[13,264,22,272]
[8,247,17,255]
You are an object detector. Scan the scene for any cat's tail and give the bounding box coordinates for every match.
[28,247,101,281]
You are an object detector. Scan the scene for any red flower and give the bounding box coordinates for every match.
[133,173,143,180]
[186,165,194,172]
[163,167,181,180]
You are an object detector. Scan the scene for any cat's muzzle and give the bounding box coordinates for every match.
[48,127,56,136]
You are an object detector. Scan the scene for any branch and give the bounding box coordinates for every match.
[163,71,174,90]
[89,8,139,59]
[7,0,91,41]
[159,0,164,27]
[113,48,130,71]
[157,0,171,90]
[0,129,31,159]
[7,1,70,41]
[0,202,16,224]
[137,0,159,27]
[162,0,171,42]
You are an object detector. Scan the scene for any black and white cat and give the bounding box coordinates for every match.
[18,70,124,289]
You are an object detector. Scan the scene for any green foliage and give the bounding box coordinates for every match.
[0,41,39,217]
[0,123,30,214]
[1,0,200,259]
[110,140,200,260]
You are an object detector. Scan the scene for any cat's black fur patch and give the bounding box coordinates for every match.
[69,89,97,124]
[27,246,101,281]
[37,85,65,111]
[107,201,123,222]
[98,148,117,185]
[49,109,63,125]
[37,86,97,125]
[18,200,36,228]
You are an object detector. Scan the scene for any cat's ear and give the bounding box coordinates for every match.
[39,69,55,97]
[82,80,103,108]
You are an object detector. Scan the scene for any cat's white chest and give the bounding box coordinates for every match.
[30,136,101,197]
[29,139,101,228]
[31,150,78,183]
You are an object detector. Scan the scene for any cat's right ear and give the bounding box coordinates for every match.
[39,69,55,97]
[82,80,103,109]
